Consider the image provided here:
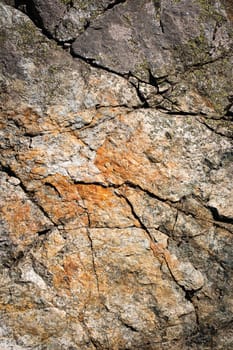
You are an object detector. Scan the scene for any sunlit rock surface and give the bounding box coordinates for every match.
[0,1,232,349]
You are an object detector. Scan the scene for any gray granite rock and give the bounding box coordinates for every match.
[72,0,233,115]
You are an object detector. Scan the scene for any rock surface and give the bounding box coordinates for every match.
[0,1,233,349]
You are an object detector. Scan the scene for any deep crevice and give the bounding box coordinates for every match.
[73,180,109,188]
[44,182,62,198]
[71,52,149,106]
[185,289,197,302]
[197,118,233,139]
[15,1,56,40]
[119,318,138,332]
[130,82,150,108]
[70,54,163,108]
[72,179,169,207]
[162,110,201,116]
[173,201,233,235]
[207,206,233,224]
[1,163,19,179]
[159,19,164,33]
[37,228,51,236]
[124,181,167,203]
[148,69,159,88]
[164,255,203,301]
[104,0,127,12]
[71,52,127,78]
[10,1,168,109]
[72,179,185,214]
[115,190,157,245]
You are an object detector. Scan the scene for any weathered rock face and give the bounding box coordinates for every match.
[0,1,232,349]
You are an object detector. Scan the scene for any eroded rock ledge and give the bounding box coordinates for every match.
[0,1,232,349]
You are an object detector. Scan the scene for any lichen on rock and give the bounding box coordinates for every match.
[0,1,232,349]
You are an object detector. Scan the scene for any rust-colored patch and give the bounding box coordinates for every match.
[43,174,80,201]
[76,184,138,228]
[35,174,88,226]
[51,254,96,296]
[18,149,46,162]
[77,184,116,208]
[52,264,72,295]
[95,136,168,189]
[0,300,35,313]
[10,107,57,133]
[30,166,47,176]
[1,199,44,248]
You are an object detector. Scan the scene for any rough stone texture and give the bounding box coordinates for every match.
[72,0,233,116]
[0,1,233,349]
[13,0,123,42]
